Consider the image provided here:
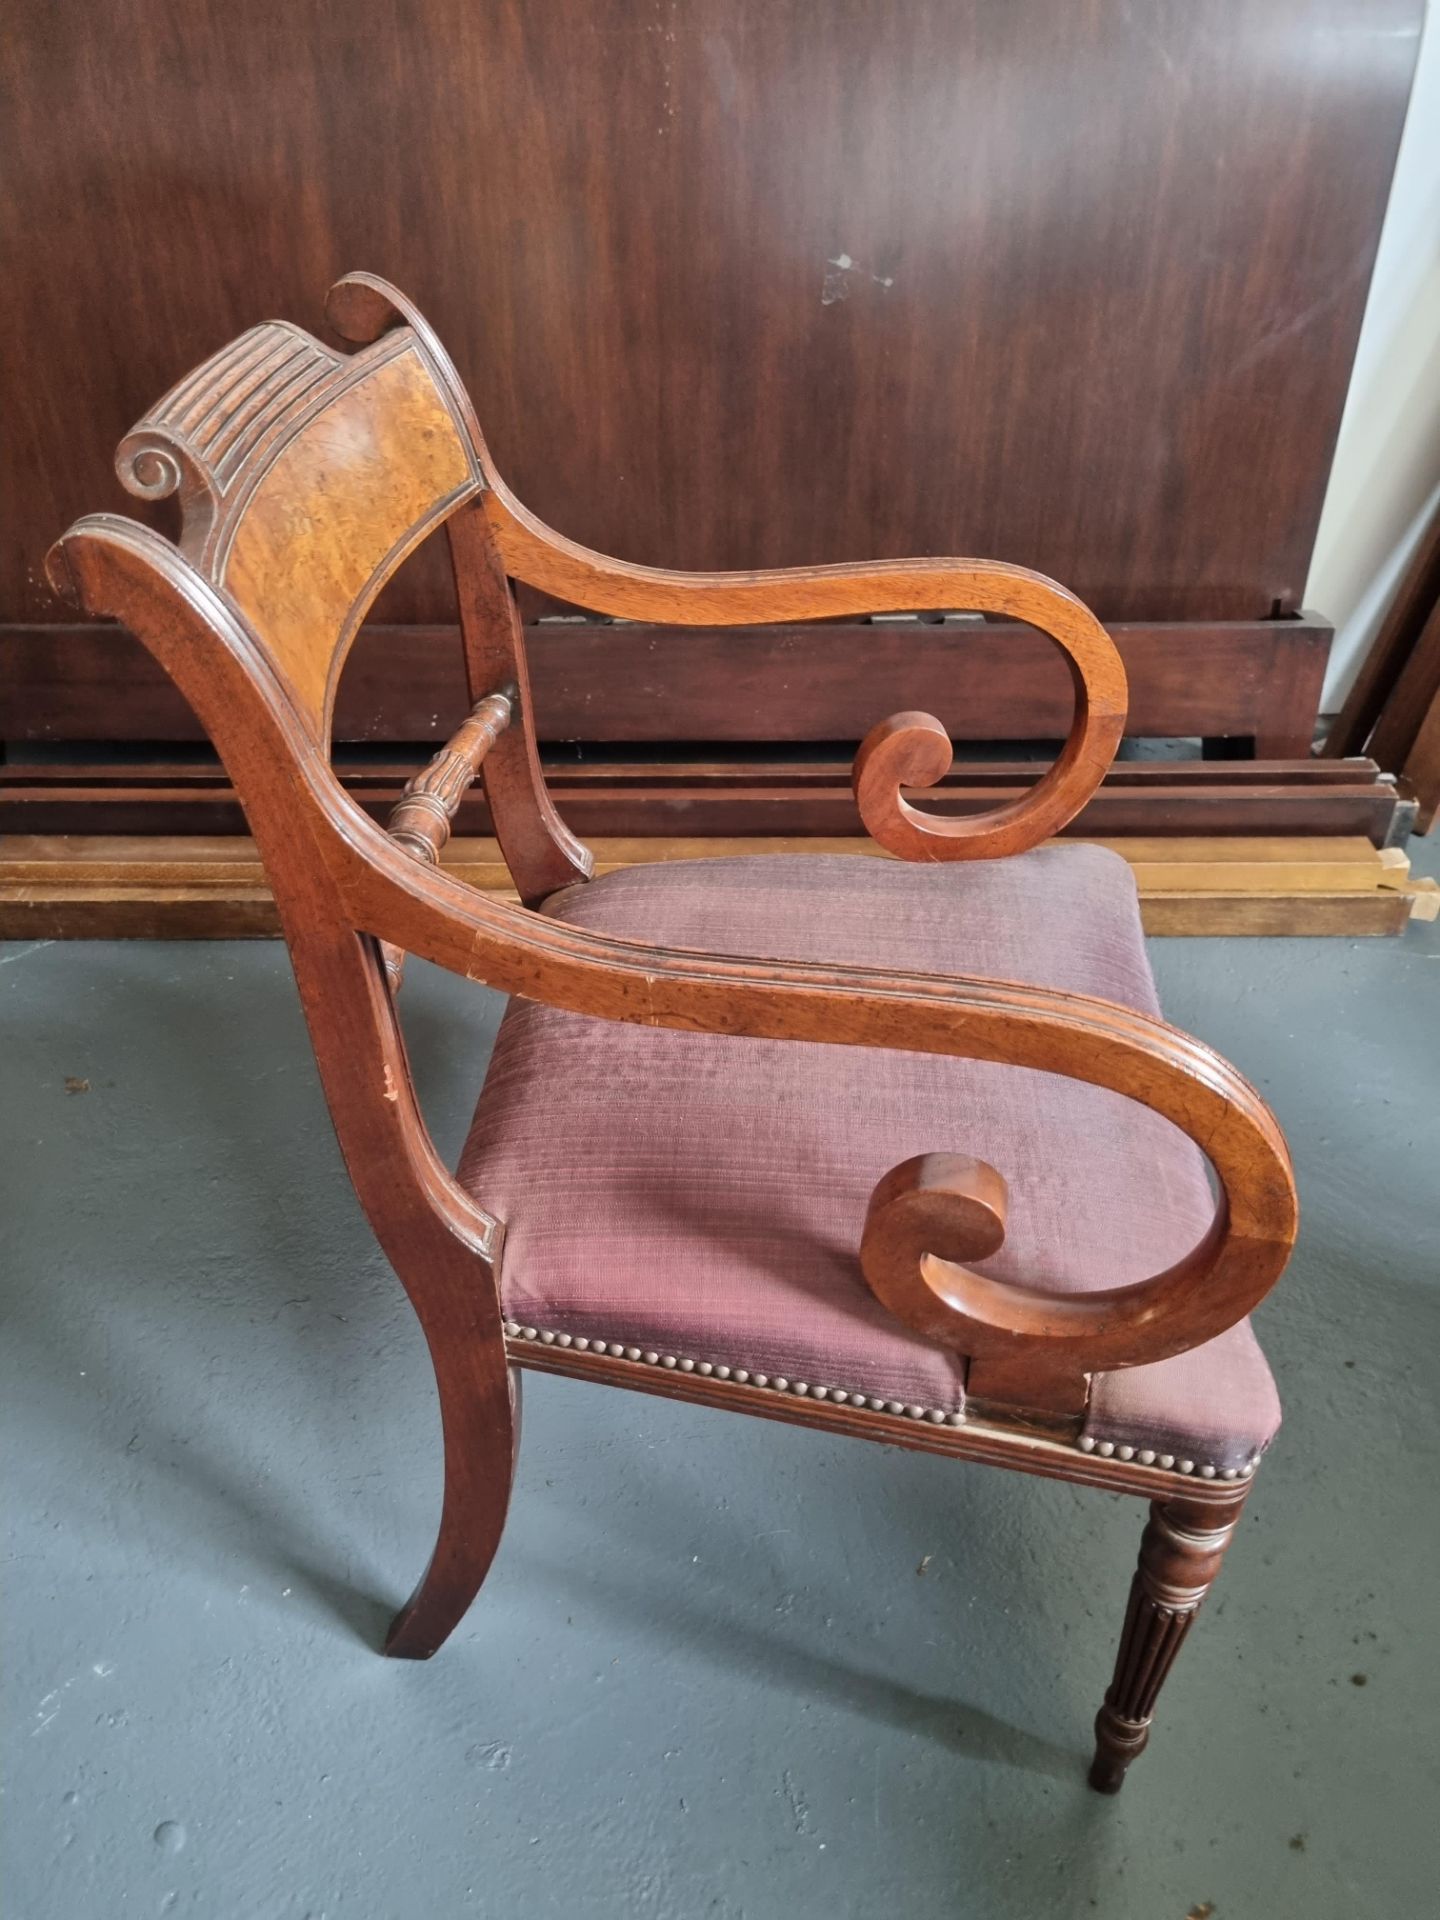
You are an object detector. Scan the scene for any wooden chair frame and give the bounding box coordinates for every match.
[48,275,1298,1794]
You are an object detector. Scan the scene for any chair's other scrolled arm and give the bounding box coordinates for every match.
[469,475,1128,864]
[853,608,1126,862]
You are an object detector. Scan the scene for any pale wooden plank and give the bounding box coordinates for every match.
[1139,893,1410,936]
[1,833,1419,939]
[1391,876,1440,923]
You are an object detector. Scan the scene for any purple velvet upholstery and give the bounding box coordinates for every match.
[457,849,1280,1470]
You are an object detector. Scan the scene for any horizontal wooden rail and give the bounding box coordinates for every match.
[0,615,1332,754]
[0,755,1407,845]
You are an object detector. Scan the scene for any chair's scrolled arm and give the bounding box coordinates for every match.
[858,1133,1280,1421]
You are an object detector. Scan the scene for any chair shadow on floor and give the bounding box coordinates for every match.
[14,953,1094,1791]
[8,1273,398,1650]
[533,1546,1079,1781]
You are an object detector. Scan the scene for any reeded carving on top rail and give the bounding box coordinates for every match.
[115,322,346,563]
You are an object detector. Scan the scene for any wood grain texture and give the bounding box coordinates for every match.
[110,326,480,733]
[2,0,1420,631]
[48,512,521,1662]
[853,1055,1289,1414]
[1139,892,1411,936]
[0,617,1333,749]
[854,702,1122,863]
[31,492,1311,1309]
[4,887,1409,942]
[447,507,595,903]
[221,344,476,728]
[385,691,513,867]
[45,502,1297,1552]
[18,755,1369,845]
[1104,838,1408,892]
[1,831,1401,880]
[322,271,595,903]
[380,686,515,989]
[1,835,1417,941]
[481,479,1130,857]
[0,761,1407,844]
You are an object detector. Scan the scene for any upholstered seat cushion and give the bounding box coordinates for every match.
[457,849,1280,1473]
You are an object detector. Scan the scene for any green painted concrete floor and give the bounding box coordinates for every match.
[3,843,1438,1919]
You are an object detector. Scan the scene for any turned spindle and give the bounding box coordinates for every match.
[380,686,514,988]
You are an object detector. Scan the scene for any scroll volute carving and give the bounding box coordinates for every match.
[857,1154,1100,1418]
[860,1087,1294,1424]
[113,323,349,567]
[853,678,1124,862]
[849,573,1125,861]
[860,1154,1011,1329]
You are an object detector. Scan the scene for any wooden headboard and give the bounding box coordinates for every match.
[0,0,1422,804]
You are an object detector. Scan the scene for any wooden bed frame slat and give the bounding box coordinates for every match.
[2,614,1331,755]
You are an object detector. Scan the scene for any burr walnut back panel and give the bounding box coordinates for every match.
[113,325,479,734]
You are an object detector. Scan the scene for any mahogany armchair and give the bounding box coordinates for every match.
[48,275,1297,1794]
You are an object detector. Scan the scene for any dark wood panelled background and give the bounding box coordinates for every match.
[0,0,1422,757]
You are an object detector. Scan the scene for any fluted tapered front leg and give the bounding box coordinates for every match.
[1089,1492,1248,1793]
